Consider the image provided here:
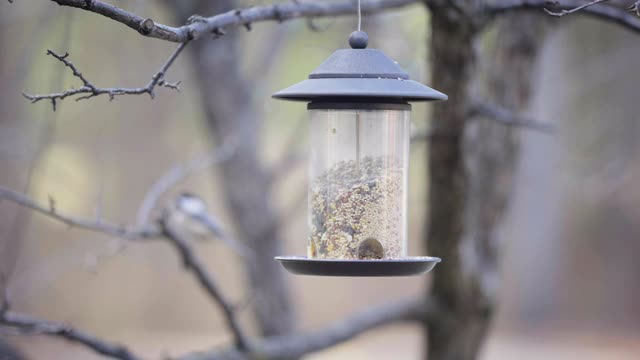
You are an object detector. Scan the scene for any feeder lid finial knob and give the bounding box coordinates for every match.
[349,31,368,49]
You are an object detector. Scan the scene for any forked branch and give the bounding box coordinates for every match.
[543,0,610,16]
[160,216,250,351]
[487,0,640,32]
[0,297,141,360]
[0,180,431,359]
[23,43,187,110]
[0,185,160,239]
[46,0,420,43]
[19,0,420,108]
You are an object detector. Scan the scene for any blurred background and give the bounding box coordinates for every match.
[1,1,639,359]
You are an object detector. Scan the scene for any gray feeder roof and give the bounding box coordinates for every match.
[273,33,447,103]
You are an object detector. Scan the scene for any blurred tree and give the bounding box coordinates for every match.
[424,11,551,359]
[512,18,640,331]
[162,0,295,337]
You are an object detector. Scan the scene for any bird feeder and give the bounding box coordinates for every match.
[274,31,446,276]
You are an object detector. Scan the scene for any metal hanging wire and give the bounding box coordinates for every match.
[357,0,362,31]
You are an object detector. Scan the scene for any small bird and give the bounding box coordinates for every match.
[169,193,253,259]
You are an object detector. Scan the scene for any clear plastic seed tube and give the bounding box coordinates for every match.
[307,104,410,260]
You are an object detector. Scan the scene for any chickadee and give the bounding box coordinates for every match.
[168,193,252,259]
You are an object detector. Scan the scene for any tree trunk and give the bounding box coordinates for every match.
[424,9,548,360]
[163,0,294,337]
[425,10,482,359]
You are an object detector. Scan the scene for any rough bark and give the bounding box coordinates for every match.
[163,0,294,337]
[425,9,481,359]
[424,7,549,360]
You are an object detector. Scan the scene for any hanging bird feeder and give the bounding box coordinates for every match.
[274,30,446,276]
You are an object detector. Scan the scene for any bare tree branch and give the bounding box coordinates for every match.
[468,101,554,133]
[0,185,160,240]
[47,0,421,43]
[487,0,640,32]
[20,0,639,108]
[160,215,250,351]
[178,297,432,360]
[22,0,421,107]
[0,185,253,353]
[543,0,609,16]
[0,305,142,360]
[23,43,187,109]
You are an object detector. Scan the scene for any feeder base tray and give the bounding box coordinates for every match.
[275,256,441,277]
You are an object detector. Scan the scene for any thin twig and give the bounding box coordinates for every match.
[0,185,160,240]
[26,0,418,107]
[486,0,640,33]
[160,216,250,351]
[23,42,188,110]
[544,0,610,17]
[145,42,189,98]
